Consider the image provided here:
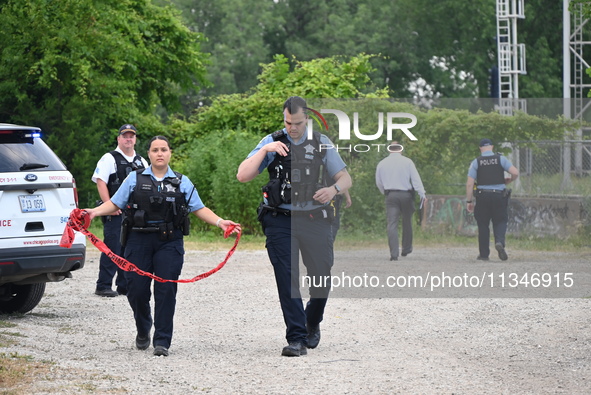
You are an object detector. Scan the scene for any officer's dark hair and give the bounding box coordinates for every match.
[148,135,171,150]
[283,96,308,115]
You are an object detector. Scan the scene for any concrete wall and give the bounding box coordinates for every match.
[422,195,585,237]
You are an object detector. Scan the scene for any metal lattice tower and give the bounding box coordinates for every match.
[496,0,527,115]
[565,1,591,123]
[563,0,591,181]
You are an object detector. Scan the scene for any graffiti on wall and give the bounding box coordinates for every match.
[423,195,582,237]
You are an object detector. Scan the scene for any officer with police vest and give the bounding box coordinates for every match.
[237,96,352,357]
[86,136,240,357]
[92,124,148,297]
[465,138,519,261]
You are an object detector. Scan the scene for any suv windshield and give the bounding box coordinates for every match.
[0,139,67,172]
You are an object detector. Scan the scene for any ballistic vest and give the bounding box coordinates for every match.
[266,130,327,207]
[107,151,146,197]
[476,153,505,186]
[127,170,188,227]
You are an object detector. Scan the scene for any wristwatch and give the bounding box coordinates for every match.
[334,184,341,193]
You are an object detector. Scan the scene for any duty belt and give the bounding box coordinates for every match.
[131,226,160,233]
[260,205,291,216]
[477,189,504,194]
[292,206,332,220]
[261,205,333,220]
[385,189,412,195]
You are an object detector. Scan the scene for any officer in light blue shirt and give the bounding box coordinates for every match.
[111,165,204,215]
[466,138,519,261]
[237,96,352,357]
[86,136,240,358]
[247,130,347,211]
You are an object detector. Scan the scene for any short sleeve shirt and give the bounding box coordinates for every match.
[110,166,205,213]
[246,129,347,210]
[92,148,149,184]
[467,151,513,190]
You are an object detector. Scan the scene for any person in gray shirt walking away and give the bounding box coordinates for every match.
[375,142,426,261]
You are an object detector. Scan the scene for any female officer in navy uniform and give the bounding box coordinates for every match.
[86,136,240,357]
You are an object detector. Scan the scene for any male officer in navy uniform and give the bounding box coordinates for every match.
[237,96,352,357]
[91,124,148,297]
[465,138,519,261]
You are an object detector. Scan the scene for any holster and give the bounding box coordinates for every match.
[257,202,290,223]
[120,216,131,247]
[257,202,266,223]
[262,179,283,207]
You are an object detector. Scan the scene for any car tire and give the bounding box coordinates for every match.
[0,283,46,314]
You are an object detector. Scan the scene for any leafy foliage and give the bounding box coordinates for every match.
[170,0,563,101]
[0,0,208,206]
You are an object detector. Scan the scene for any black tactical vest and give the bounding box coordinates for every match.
[127,170,188,227]
[264,130,327,207]
[107,151,146,197]
[476,153,505,186]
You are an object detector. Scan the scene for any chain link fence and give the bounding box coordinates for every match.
[508,140,591,229]
[510,140,591,197]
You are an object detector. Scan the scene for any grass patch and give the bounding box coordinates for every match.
[184,225,587,253]
[0,319,55,394]
[183,227,589,254]
[0,352,50,394]
[518,173,591,197]
[0,332,25,339]
[333,226,585,253]
[88,218,588,253]
[0,321,20,348]
[184,232,266,251]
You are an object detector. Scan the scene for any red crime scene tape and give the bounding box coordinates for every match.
[60,208,241,283]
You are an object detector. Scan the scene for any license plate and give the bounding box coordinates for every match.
[19,195,46,212]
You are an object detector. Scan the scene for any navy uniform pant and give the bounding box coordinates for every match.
[123,230,184,348]
[474,190,509,258]
[96,215,127,291]
[262,211,334,345]
[385,191,415,259]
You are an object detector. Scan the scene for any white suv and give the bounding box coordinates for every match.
[0,123,86,314]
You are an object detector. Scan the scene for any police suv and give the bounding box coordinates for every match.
[0,123,86,314]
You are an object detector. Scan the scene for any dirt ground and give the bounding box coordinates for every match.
[4,244,591,394]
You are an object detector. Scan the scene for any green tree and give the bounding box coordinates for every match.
[400,0,496,98]
[168,0,563,100]
[169,0,275,98]
[519,0,563,98]
[0,0,208,206]
[265,0,421,97]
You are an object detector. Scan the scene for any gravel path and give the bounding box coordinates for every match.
[5,244,591,394]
